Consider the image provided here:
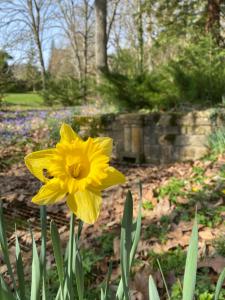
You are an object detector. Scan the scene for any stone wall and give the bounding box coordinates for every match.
[73,109,225,164]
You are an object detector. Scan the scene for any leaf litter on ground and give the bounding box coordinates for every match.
[0,109,225,297]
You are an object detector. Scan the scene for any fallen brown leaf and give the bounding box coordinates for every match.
[198,256,225,274]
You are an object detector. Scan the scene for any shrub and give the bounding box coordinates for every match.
[98,70,178,112]
[109,48,138,76]
[0,51,14,103]
[100,35,225,112]
[168,35,225,105]
[42,76,82,106]
[208,127,225,155]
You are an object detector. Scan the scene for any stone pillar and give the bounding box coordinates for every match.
[124,125,131,152]
[118,114,144,163]
[131,125,143,154]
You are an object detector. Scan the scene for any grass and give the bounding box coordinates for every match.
[3,93,45,108]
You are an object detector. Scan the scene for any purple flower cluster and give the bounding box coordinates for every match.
[0,109,72,143]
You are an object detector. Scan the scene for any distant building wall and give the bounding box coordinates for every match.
[73,109,225,164]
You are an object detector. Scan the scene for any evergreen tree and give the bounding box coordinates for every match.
[26,46,41,92]
[0,51,13,102]
[144,0,224,45]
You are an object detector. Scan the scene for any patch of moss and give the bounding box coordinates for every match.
[72,114,117,138]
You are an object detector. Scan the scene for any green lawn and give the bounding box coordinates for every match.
[3,93,45,109]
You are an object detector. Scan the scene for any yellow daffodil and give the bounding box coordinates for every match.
[25,123,125,224]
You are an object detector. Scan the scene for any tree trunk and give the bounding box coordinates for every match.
[205,0,221,44]
[83,0,89,103]
[36,36,46,90]
[95,0,108,82]
[137,0,144,74]
[27,0,46,90]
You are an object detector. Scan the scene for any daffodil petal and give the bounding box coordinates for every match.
[60,123,81,142]
[24,149,56,182]
[66,190,102,224]
[32,179,67,205]
[100,166,126,190]
[93,137,113,157]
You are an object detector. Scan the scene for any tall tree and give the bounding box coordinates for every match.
[55,0,94,101]
[136,0,144,74]
[144,0,225,43]
[95,0,108,81]
[205,0,222,44]
[0,0,55,90]
[26,46,41,92]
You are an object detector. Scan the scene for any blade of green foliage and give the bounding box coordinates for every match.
[101,261,113,300]
[62,242,69,300]
[101,288,104,300]
[15,232,26,300]
[66,213,75,299]
[116,188,142,300]
[71,229,84,300]
[157,259,170,300]
[72,220,84,300]
[55,284,63,300]
[149,275,160,300]
[77,220,83,241]
[0,274,16,300]
[74,247,84,300]
[0,288,16,300]
[31,234,41,300]
[214,267,225,300]
[119,191,133,300]
[130,190,142,265]
[0,203,17,294]
[182,217,198,300]
[40,206,47,300]
[50,220,64,300]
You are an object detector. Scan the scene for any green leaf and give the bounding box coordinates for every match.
[119,191,133,300]
[74,248,84,300]
[101,261,112,300]
[214,267,225,300]
[101,288,104,300]
[116,188,142,300]
[62,243,69,300]
[40,206,47,300]
[0,288,16,300]
[15,232,26,300]
[55,285,62,300]
[0,204,17,294]
[31,235,41,300]
[149,275,160,300]
[130,191,142,265]
[157,259,170,300]
[50,220,64,299]
[182,217,198,300]
[77,220,83,241]
[66,213,75,299]
[0,274,16,300]
[73,220,84,300]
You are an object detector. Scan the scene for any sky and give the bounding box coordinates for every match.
[0,0,63,67]
[0,0,123,69]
